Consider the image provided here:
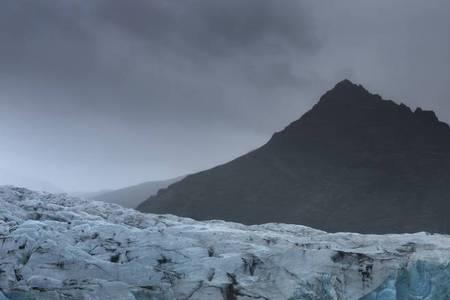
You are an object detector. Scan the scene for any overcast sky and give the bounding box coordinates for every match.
[1,1,449,192]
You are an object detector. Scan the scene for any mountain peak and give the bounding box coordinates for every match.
[316,81,442,126]
[314,79,376,109]
[332,79,369,93]
[140,81,450,234]
[280,81,447,141]
[334,78,357,88]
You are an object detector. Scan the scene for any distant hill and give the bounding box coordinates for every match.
[138,80,450,234]
[92,177,183,209]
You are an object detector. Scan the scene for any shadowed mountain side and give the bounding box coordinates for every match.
[93,177,183,209]
[138,80,450,234]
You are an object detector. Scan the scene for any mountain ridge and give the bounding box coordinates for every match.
[91,176,184,209]
[138,80,450,234]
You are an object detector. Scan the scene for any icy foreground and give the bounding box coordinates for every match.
[1,187,450,300]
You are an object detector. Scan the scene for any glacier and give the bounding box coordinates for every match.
[1,186,450,299]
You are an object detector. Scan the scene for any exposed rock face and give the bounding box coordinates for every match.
[2,186,450,299]
[138,80,450,234]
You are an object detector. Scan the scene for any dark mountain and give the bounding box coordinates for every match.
[138,80,450,233]
[92,177,183,209]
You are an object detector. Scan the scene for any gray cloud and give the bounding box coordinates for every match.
[0,0,319,127]
[94,0,317,56]
[0,1,449,191]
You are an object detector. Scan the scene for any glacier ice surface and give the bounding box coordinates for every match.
[1,186,450,299]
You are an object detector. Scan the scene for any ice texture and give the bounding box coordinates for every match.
[1,186,450,299]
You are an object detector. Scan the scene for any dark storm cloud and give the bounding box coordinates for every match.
[1,1,449,192]
[0,0,319,191]
[0,0,318,127]
[0,0,317,82]
[0,1,93,78]
[94,0,317,56]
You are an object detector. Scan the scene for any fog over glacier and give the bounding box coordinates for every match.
[1,1,450,192]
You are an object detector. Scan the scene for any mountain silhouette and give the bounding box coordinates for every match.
[91,177,183,209]
[138,80,450,233]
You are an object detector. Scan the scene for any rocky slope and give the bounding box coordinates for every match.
[1,186,450,299]
[139,80,450,234]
